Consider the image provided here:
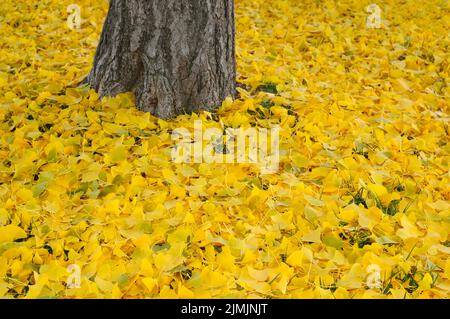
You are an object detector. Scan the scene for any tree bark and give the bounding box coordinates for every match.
[86,0,236,119]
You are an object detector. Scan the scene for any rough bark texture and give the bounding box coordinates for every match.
[86,0,236,119]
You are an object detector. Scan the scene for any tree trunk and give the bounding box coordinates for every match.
[86,0,236,119]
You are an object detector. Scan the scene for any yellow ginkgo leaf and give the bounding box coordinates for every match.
[0,225,27,243]
[286,251,303,267]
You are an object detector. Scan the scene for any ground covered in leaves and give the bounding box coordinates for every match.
[0,0,449,298]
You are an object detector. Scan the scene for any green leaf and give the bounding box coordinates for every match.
[152,243,170,252]
[323,235,343,249]
[32,181,48,197]
[47,149,57,163]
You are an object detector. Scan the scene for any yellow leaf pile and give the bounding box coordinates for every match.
[0,0,449,298]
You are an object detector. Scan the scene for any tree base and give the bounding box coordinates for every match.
[86,0,236,119]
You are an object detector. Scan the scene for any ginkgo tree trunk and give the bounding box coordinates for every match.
[85,0,236,119]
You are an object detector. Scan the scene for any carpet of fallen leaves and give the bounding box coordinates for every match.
[0,0,449,299]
